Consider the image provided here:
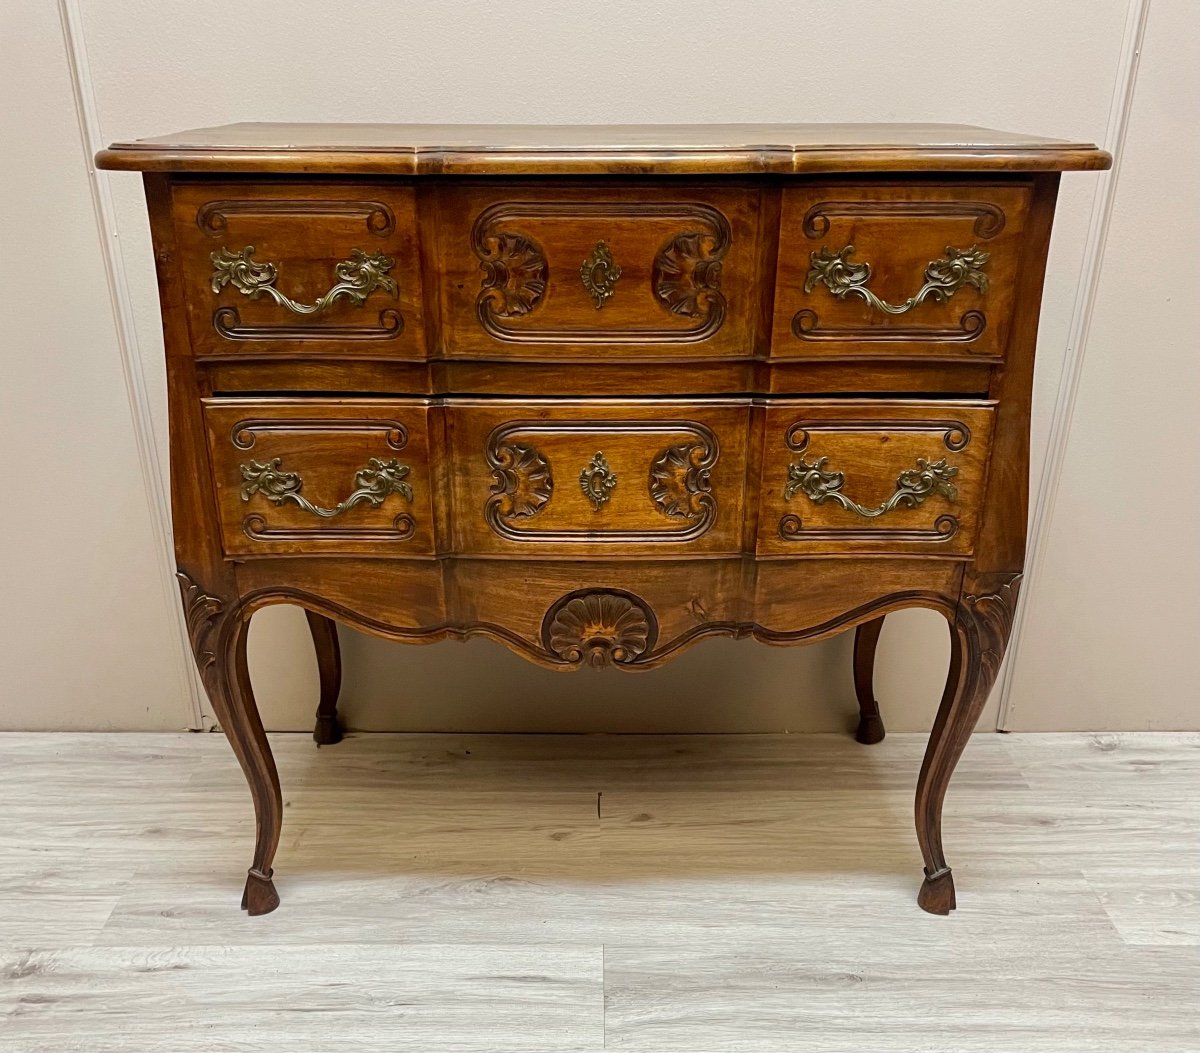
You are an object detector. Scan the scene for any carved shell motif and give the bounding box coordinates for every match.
[477,232,548,318]
[542,590,657,668]
[653,230,728,318]
[649,442,714,520]
[488,443,553,519]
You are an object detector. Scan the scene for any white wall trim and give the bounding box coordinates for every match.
[996,0,1151,729]
[57,0,207,729]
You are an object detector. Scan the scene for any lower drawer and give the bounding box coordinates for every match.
[203,399,436,557]
[203,396,994,559]
[755,400,995,556]
[446,399,751,556]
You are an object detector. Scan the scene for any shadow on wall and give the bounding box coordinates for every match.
[246,604,954,734]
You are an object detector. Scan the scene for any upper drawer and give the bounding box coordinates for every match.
[771,182,1031,361]
[432,184,767,360]
[172,182,427,358]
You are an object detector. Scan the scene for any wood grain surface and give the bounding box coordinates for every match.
[95,122,1112,174]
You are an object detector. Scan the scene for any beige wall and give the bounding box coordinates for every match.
[1,1,1192,732]
[1004,0,1200,730]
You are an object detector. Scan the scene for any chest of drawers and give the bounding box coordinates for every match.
[98,123,1109,916]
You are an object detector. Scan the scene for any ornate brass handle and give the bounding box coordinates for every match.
[240,457,412,517]
[211,246,398,316]
[579,452,617,511]
[784,456,957,517]
[579,241,622,308]
[804,244,988,315]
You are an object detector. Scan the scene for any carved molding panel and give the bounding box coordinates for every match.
[197,199,397,238]
[197,198,405,343]
[779,420,969,543]
[801,200,1006,240]
[229,418,416,543]
[541,589,658,668]
[470,200,732,344]
[483,420,720,543]
[790,197,1008,347]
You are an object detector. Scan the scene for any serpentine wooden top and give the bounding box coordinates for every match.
[96,122,1111,175]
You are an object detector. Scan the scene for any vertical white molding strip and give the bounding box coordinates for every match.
[997,0,1151,729]
[57,0,208,729]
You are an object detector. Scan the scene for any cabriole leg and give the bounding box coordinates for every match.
[305,610,344,746]
[914,573,1021,915]
[852,616,886,744]
[177,573,283,916]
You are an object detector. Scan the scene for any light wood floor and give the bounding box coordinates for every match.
[1,731,1197,1052]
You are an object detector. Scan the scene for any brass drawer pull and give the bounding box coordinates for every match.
[579,241,621,308]
[240,457,412,518]
[211,246,398,316]
[804,244,988,315]
[579,452,618,510]
[785,455,957,517]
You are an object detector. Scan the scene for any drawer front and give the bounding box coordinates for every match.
[203,400,436,557]
[448,401,750,555]
[756,401,995,556]
[174,183,426,358]
[434,184,766,359]
[771,182,1031,361]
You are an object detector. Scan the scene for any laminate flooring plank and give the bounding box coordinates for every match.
[0,944,603,1053]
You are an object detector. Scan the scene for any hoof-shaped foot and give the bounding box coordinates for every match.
[855,713,886,745]
[313,714,343,746]
[917,866,956,915]
[241,868,280,916]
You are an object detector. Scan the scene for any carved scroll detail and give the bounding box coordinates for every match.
[649,442,717,521]
[542,589,658,668]
[486,443,554,523]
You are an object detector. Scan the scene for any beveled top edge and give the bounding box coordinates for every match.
[96,122,1111,174]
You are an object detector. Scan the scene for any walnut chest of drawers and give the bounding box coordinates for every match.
[98,123,1109,916]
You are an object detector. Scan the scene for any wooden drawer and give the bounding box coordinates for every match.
[447,400,751,556]
[771,182,1031,361]
[203,399,436,557]
[432,184,767,359]
[173,182,426,358]
[756,401,995,556]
